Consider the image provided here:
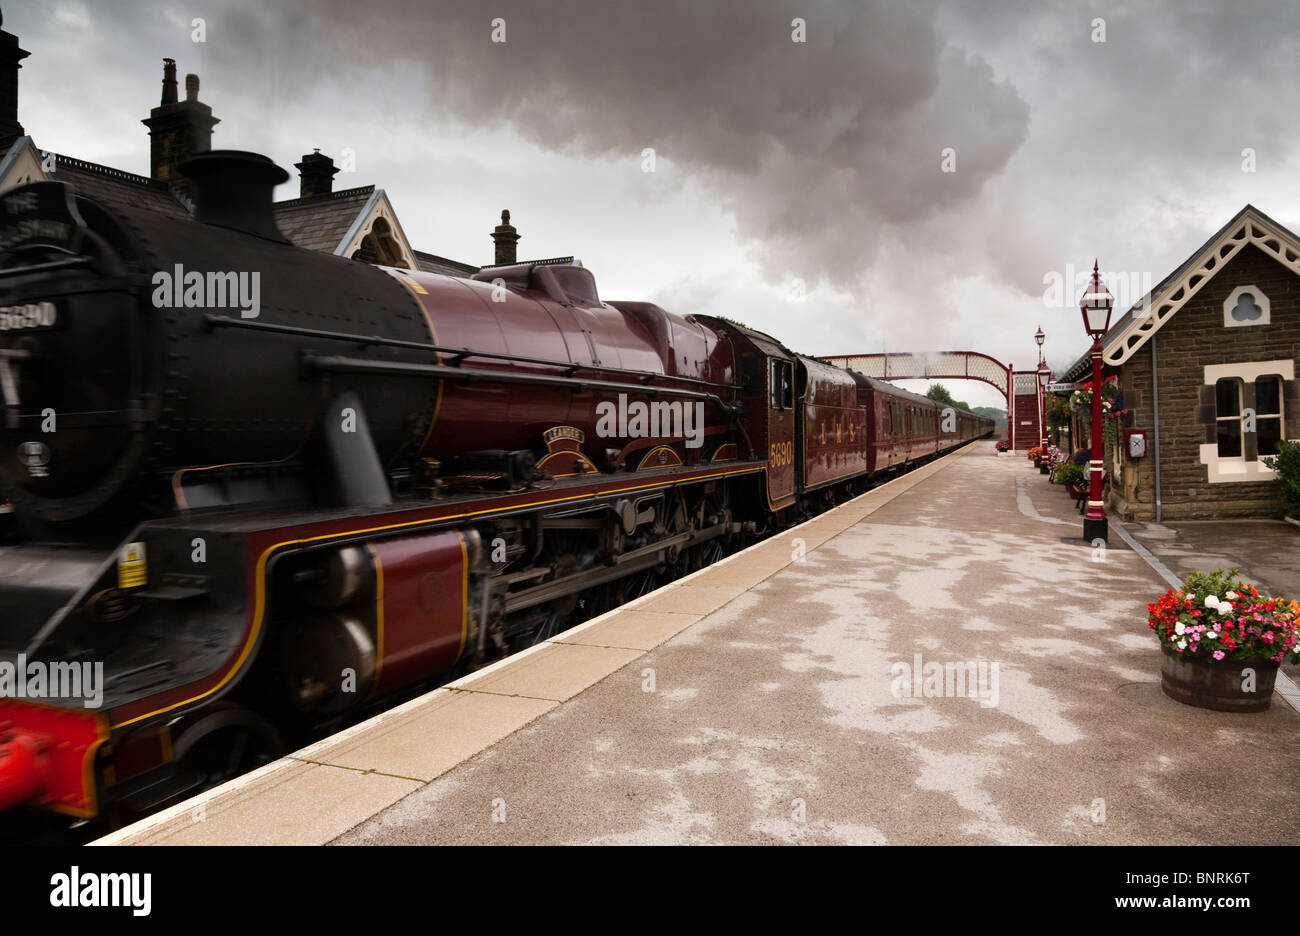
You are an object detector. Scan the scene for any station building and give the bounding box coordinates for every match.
[1058,205,1300,520]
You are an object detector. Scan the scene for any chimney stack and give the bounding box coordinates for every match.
[293,149,339,198]
[492,209,519,266]
[161,57,178,105]
[0,10,30,153]
[142,59,219,198]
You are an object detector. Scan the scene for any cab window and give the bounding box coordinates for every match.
[770,360,793,410]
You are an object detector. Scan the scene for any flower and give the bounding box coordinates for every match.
[1146,571,1300,666]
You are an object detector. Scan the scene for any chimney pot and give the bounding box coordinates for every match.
[293,149,340,198]
[492,208,520,266]
[161,58,177,105]
[0,11,30,152]
[143,61,219,197]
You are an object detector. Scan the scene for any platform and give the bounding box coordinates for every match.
[93,442,1300,846]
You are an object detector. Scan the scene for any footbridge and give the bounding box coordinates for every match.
[815,351,1045,451]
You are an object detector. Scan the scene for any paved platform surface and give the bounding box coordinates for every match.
[95,442,1300,846]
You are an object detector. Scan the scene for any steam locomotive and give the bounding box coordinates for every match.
[0,151,991,832]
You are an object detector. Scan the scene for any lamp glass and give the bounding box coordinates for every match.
[1081,300,1111,336]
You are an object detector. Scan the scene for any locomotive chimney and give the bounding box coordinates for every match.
[492,209,519,266]
[179,150,290,243]
[0,11,30,153]
[294,149,339,198]
[142,60,219,198]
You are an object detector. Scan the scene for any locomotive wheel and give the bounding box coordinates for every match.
[171,704,284,794]
[617,569,659,603]
[530,608,568,645]
[696,539,725,569]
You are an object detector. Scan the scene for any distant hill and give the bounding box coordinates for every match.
[973,406,1007,431]
[925,384,1006,430]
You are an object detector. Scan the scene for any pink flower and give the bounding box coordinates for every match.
[1213,651,1225,660]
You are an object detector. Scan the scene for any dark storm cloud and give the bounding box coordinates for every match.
[201,0,1029,289]
[12,0,1300,394]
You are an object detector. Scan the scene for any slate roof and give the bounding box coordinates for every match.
[3,138,483,272]
[1059,205,1300,383]
[414,249,478,277]
[273,185,377,254]
[47,152,191,218]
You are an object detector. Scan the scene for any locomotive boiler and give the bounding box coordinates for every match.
[0,150,991,832]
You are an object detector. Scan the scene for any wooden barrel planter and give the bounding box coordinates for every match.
[1159,647,1279,712]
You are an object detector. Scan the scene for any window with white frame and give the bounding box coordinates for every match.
[1200,360,1293,482]
[1255,375,1283,456]
[1215,378,1241,457]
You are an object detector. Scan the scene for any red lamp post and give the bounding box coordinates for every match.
[1038,366,1052,475]
[1035,326,1049,473]
[1078,261,1114,542]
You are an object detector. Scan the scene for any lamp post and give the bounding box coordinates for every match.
[1035,327,1048,473]
[1078,261,1114,542]
[1038,365,1052,474]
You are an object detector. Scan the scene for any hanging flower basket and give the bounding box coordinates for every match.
[1070,376,1124,419]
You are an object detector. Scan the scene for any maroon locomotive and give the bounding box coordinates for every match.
[0,151,990,833]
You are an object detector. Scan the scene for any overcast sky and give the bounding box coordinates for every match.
[10,0,1300,408]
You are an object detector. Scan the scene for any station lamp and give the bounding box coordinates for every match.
[1078,261,1114,542]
